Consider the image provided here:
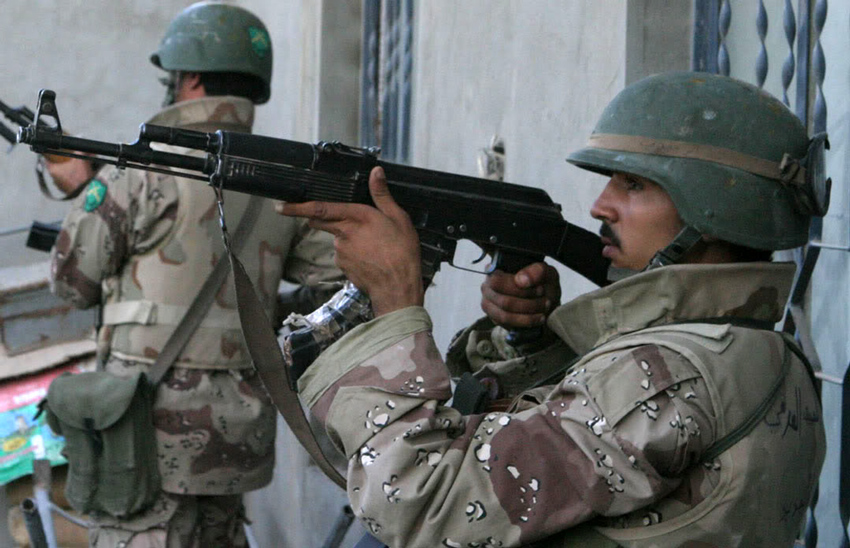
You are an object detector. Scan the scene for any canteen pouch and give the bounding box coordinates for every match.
[44,371,160,517]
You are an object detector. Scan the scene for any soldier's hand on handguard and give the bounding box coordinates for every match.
[481,262,561,329]
[46,156,94,195]
[278,166,424,318]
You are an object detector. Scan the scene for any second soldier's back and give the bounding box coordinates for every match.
[48,3,341,546]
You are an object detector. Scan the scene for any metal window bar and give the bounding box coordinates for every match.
[692,0,720,73]
[691,0,850,545]
[360,0,381,149]
[782,0,796,106]
[381,0,400,161]
[755,0,768,87]
[379,0,414,164]
[718,0,731,76]
[360,0,413,164]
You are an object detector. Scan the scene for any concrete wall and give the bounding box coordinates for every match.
[0,1,186,267]
[415,0,628,350]
[625,0,694,85]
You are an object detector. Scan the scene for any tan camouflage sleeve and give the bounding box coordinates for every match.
[299,307,716,547]
[51,166,177,308]
[282,218,343,287]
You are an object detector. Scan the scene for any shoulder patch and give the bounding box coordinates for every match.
[83,179,107,212]
[248,27,271,59]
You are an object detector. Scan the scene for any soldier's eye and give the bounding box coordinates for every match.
[625,176,644,191]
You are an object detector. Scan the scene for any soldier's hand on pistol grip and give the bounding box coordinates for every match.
[481,262,561,329]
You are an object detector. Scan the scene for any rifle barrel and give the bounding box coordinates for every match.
[0,121,16,145]
[0,98,34,126]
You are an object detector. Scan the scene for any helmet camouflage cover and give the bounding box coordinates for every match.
[151,1,273,104]
[567,71,829,250]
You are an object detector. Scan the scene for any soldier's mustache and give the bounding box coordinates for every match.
[599,223,621,248]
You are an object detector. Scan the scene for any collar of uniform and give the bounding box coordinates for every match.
[547,262,796,354]
[147,96,255,133]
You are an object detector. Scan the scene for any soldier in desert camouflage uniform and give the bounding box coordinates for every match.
[46,3,341,546]
[281,72,826,547]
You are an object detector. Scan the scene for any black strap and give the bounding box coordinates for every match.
[228,249,347,489]
[700,333,801,462]
[146,196,262,386]
[645,225,703,269]
[451,372,491,415]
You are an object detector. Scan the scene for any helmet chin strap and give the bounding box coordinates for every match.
[644,225,704,271]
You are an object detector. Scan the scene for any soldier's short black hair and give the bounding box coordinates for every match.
[199,72,267,104]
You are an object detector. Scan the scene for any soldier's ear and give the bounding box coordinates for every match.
[175,72,206,102]
[182,72,203,91]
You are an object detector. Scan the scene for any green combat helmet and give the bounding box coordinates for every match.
[150,1,273,104]
[567,72,830,266]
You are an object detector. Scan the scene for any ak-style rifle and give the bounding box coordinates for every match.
[19,89,610,287]
[20,88,613,490]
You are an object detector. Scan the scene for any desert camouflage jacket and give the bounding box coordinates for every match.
[299,262,824,547]
[51,96,341,494]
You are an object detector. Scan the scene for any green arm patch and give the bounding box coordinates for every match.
[83,179,107,212]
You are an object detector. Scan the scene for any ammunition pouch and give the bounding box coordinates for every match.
[43,371,160,518]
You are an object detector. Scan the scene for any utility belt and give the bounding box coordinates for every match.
[102,300,243,329]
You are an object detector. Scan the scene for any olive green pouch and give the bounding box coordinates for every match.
[44,371,160,517]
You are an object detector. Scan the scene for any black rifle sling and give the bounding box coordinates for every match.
[228,248,347,490]
[147,196,263,386]
[698,331,802,462]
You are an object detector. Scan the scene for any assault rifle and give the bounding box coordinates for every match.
[19,89,611,286]
[21,89,612,488]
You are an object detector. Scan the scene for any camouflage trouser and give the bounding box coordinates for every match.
[89,492,247,548]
